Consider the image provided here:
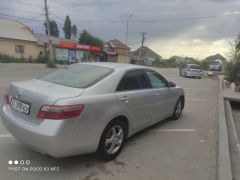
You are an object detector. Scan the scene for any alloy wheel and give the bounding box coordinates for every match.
[105,125,124,155]
[175,100,182,117]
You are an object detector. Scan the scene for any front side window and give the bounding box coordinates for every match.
[145,70,168,88]
[116,69,151,91]
[15,45,24,53]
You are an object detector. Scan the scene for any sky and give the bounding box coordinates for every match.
[0,0,239,59]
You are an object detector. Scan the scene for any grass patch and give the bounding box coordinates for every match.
[46,60,56,68]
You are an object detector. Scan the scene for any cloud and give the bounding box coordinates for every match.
[0,0,238,58]
[197,25,207,31]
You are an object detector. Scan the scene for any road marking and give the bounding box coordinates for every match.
[0,134,12,138]
[184,88,209,91]
[151,128,196,132]
[187,98,207,102]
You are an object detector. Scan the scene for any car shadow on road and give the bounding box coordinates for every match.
[4,116,179,177]
[125,117,176,145]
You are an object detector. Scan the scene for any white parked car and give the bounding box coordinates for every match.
[209,61,222,71]
[180,64,203,78]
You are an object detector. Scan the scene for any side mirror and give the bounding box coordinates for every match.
[168,81,176,88]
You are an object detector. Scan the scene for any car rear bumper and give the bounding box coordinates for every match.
[0,103,99,157]
[185,71,203,77]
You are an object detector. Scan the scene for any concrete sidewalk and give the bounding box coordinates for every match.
[224,90,240,102]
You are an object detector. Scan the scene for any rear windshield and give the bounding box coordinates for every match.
[189,65,201,69]
[38,64,114,88]
[210,62,220,65]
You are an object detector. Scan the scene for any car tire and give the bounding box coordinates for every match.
[98,120,127,161]
[171,98,183,120]
[184,72,187,78]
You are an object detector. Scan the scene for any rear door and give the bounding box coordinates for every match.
[115,69,156,132]
[145,69,176,121]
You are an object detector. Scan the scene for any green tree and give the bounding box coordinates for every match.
[71,24,77,41]
[78,30,104,46]
[224,36,240,84]
[63,15,71,39]
[185,57,199,64]
[199,59,209,70]
[44,20,59,37]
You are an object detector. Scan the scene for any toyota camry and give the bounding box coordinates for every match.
[0,63,184,160]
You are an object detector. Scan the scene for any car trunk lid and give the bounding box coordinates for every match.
[8,79,84,124]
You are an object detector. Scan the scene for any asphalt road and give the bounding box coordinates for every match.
[0,63,218,180]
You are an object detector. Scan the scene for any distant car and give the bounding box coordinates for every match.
[209,61,222,71]
[180,64,203,78]
[1,63,185,160]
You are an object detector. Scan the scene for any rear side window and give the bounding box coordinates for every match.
[38,64,113,88]
[116,69,151,91]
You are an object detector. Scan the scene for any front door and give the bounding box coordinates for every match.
[145,69,176,121]
[115,69,156,132]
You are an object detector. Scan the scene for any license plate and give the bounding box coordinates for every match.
[10,98,30,115]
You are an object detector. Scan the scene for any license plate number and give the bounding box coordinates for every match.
[10,98,30,115]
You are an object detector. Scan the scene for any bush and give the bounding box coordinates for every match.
[0,53,54,64]
[224,48,240,84]
[152,58,169,68]
[199,59,209,70]
[36,54,49,63]
[56,60,68,64]
[0,53,26,63]
[46,59,56,68]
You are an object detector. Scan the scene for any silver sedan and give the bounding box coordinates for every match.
[1,63,185,160]
[180,64,203,78]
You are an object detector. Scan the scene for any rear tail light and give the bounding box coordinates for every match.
[37,104,84,120]
[3,88,9,105]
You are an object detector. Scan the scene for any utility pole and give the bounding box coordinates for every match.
[44,0,54,62]
[125,14,133,64]
[137,32,146,65]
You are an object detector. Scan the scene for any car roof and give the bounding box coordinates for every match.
[79,62,145,70]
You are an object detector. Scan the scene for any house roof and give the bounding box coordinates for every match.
[129,46,161,59]
[0,18,37,42]
[34,34,75,46]
[205,53,227,62]
[108,39,130,49]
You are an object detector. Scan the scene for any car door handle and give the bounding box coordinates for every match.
[120,96,128,102]
[154,93,160,96]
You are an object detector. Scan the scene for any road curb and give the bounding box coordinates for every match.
[217,79,232,180]
[225,100,240,159]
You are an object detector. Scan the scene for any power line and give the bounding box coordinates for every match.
[47,11,240,23]
[147,36,237,40]
[0,13,44,22]
[147,32,238,37]
[49,11,83,36]
[49,11,65,22]
[2,0,43,8]
[128,41,141,45]
[130,13,240,22]
[0,8,43,15]
[51,0,109,22]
